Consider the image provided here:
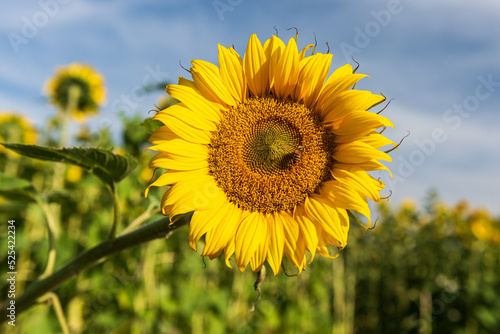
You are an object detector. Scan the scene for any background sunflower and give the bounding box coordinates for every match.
[45,63,106,122]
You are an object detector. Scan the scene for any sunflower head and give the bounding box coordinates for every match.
[470,209,500,244]
[147,33,395,276]
[0,112,37,155]
[45,63,106,121]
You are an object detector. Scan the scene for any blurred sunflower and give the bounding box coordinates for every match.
[147,33,395,275]
[45,63,106,122]
[0,112,37,155]
[470,209,500,244]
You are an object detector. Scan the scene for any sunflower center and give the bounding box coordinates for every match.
[209,97,335,213]
[242,118,299,175]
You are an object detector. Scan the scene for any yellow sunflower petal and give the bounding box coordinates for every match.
[166,84,223,121]
[331,168,384,202]
[202,202,240,257]
[321,63,353,88]
[189,194,228,250]
[149,139,208,161]
[335,160,393,178]
[317,73,368,108]
[191,59,236,107]
[359,132,396,149]
[304,196,346,248]
[334,141,392,163]
[243,34,269,97]
[218,44,247,103]
[295,53,333,108]
[294,204,319,264]
[319,180,371,225]
[224,237,236,269]
[162,175,224,218]
[149,152,208,170]
[153,114,212,144]
[279,211,305,272]
[156,103,218,131]
[267,212,285,276]
[204,205,249,259]
[235,211,268,272]
[274,37,299,99]
[321,90,385,124]
[250,215,270,272]
[332,111,394,143]
[145,168,209,197]
[298,44,315,60]
[264,35,286,90]
[149,126,180,145]
[178,76,197,89]
[316,228,342,257]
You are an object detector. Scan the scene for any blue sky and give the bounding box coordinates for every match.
[1,0,499,213]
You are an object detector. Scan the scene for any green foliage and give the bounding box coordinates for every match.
[0,172,35,202]
[1,144,137,190]
[141,118,163,134]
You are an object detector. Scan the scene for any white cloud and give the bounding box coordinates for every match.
[382,103,500,214]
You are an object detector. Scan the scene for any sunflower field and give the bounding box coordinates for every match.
[1,53,500,334]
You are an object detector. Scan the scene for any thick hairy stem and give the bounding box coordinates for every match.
[107,183,121,241]
[0,215,188,322]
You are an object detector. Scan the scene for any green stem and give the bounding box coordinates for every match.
[39,293,71,334]
[107,184,121,241]
[0,215,189,322]
[38,198,58,279]
[58,85,81,149]
[332,255,345,333]
[119,202,160,236]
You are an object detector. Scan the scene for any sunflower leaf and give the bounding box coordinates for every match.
[0,172,35,202]
[0,143,138,189]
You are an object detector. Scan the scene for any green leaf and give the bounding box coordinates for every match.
[141,118,163,133]
[0,172,32,190]
[0,172,35,202]
[46,190,73,203]
[1,143,138,189]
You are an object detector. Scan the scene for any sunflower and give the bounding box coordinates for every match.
[45,63,106,121]
[147,33,395,275]
[0,112,37,155]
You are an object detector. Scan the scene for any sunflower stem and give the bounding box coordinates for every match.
[37,197,58,280]
[107,183,121,241]
[119,201,160,236]
[58,84,81,148]
[0,215,188,322]
[39,292,71,334]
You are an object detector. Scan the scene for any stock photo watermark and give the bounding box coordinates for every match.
[7,0,72,54]
[80,266,137,323]
[6,220,17,326]
[340,0,411,62]
[400,281,463,334]
[213,0,245,21]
